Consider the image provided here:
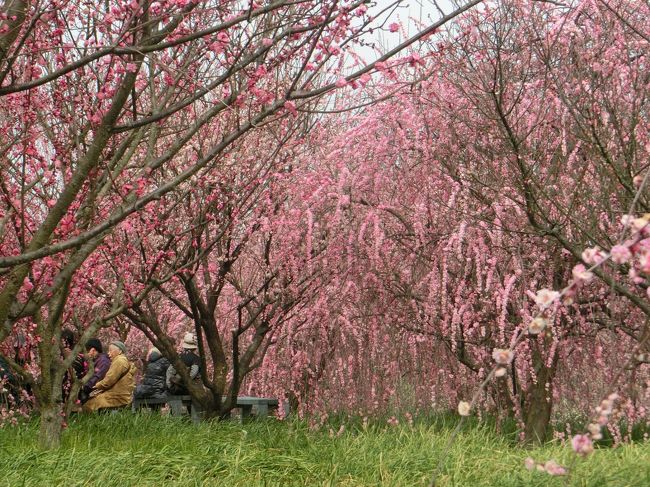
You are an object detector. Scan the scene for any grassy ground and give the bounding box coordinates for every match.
[0,412,648,486]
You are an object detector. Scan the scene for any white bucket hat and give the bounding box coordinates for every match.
[182,332,198,350]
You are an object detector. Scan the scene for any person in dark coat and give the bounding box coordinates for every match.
[134,347,170,399]
[61,329,88,402]
[166,332,201,395]
[81,338,111,403]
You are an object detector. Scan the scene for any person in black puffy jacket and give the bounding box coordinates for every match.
[134,347,170,399]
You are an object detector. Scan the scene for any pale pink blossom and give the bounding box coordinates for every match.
[633,175,645,187]
[599,399,613,415]
[587,423,602,440]
[492,348,514,365]
[562,284,576,305]
[335,77,348,88]
[524,457,536,471]
[632,216,650,233]
[582,246,608,265]
[261,38,273,47]
[534,288,559,308]
[528,317,548,334]
[571,434,594,456]
[638,252,650,273]
[544,460,567,476]
[457,401,471,416]
[494,366,507,377]
[572,263,593,282]
[621,214,634,227]
[610,244,632,264]
[629,267,645,284]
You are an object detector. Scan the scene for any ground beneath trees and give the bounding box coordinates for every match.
[0,413,648,486]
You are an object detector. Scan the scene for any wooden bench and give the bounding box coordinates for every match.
[132,395,279,422]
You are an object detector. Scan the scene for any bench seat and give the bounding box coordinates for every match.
[132,394,279,422]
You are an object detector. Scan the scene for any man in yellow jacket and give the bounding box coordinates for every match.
[83,340,136,412]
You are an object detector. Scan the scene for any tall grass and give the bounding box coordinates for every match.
[0,412,648,486]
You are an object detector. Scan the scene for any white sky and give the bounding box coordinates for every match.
[352,0,456,63]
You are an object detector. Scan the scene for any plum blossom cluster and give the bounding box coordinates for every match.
[580,214,650,298]
[582,393,620,445]
[524,457,567,476]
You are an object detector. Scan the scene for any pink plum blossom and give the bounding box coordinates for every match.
[533,288,559,308]
[587,423,602,440]
[494,366,507,377]
[571,434,594,456]
[632,216,650,232]
[457,401,471,416]
[528,317,548,335]
[572,264,594,283]
[492,348,514,364]
[543,460,567,476]
[581,246,605,265]
[610,244,632,264]
[633,174,645,187]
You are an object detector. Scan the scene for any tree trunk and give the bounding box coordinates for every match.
[39,403,63,449]
[522,339,559,444]
[523,378,553,444]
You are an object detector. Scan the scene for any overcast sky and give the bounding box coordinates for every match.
[354,0,456,63]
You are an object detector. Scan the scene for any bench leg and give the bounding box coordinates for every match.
[168,398,184,416]
[191,401,204,423]
[240,405,252,421]
[255,404,269,417]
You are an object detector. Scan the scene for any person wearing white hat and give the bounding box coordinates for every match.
[165,332,201,395]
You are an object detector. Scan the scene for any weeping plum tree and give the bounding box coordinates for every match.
[245,0,650,443]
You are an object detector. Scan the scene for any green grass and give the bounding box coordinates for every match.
[0,412,648,486]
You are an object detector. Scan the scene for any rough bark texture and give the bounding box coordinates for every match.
[39,403,64,449]
[522,339,559,444]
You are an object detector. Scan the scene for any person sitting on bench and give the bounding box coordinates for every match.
[80,338,111,404]
[83,341,136,412]
[166,332,201,395]
[134,346,170,401]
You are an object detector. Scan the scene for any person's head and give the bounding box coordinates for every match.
[85,338,103,358]
[108,341,127,359]
[181,332,197,351]
[61,329,76,349]
[147,346,160,361]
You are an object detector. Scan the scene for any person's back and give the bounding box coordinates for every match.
[134,348,170,399]
[166,332,201,395]
[61,329,88,401]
